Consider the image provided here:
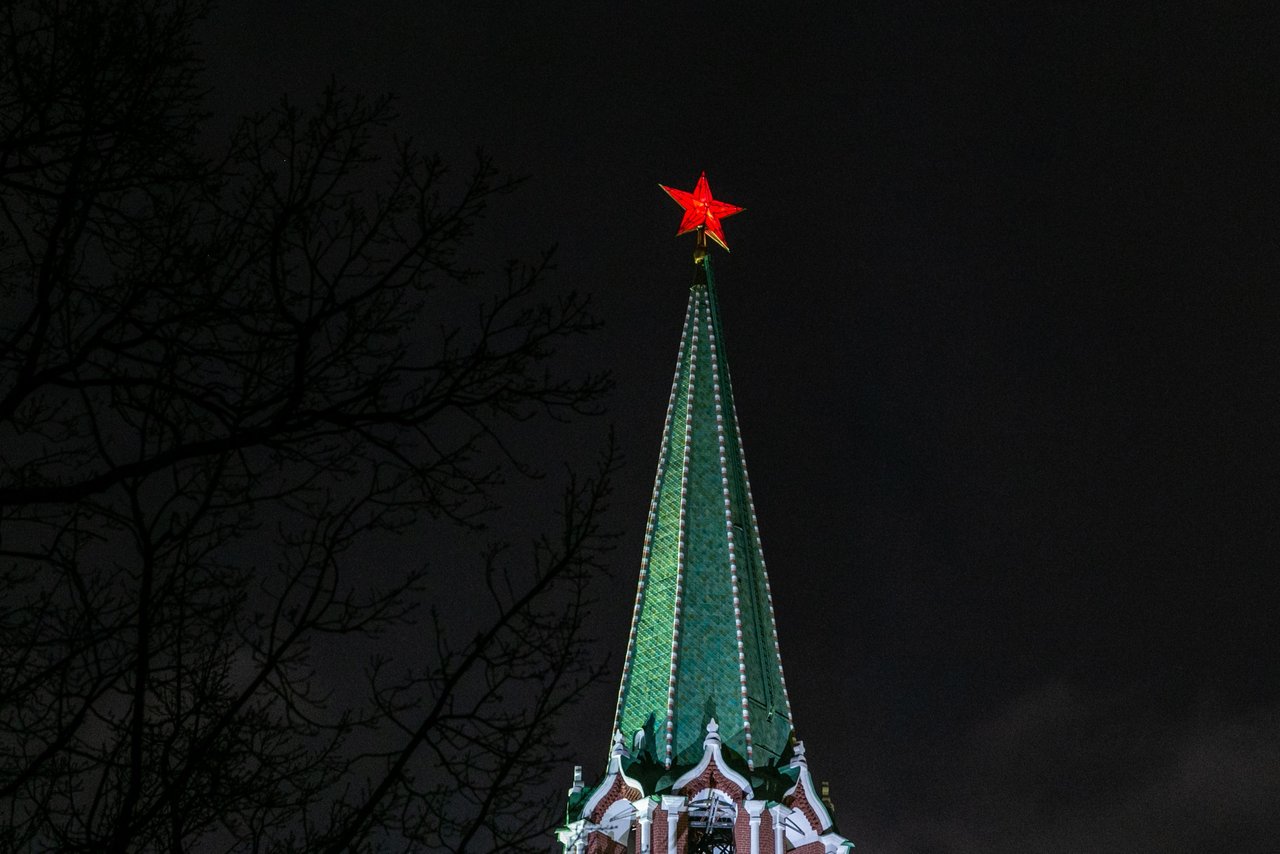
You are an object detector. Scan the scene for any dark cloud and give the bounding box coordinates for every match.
[865,681,1280,853]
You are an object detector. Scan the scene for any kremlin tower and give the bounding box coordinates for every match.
[558,175,854,854]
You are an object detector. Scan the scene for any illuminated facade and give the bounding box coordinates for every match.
[558,239,854,853]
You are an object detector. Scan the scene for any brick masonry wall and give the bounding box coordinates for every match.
[783,781,825,836]
[790,841,827,854]
[728,807,776,853]
[585,834,628,854]
[586,775,642,824]
[672,760,747,801]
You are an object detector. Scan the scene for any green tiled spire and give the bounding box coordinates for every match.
[614,255,793,770]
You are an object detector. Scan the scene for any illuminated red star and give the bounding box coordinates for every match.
[659,172,744,251]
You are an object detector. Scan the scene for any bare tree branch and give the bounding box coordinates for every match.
[0,3,612,851]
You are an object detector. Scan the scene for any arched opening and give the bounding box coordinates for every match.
[686,789,737,854]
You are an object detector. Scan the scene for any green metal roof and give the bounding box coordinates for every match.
[613,255,793,770]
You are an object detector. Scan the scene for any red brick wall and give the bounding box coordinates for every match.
[650,807,694,852]
[585,834,628,854]
[789,841,827,854]
[586,775,642,823]
[734,810,752,852]
[757,810,774,852]
[672,759,747,801]
[653,808,681,853]
[723,808,776,853]
[784,782,826,836]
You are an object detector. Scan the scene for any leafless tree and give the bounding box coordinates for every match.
[0,2,613,851]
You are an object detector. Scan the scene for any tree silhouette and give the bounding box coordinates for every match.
[0,2,612,851]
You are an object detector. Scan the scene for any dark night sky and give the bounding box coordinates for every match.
[200,3,1277,851]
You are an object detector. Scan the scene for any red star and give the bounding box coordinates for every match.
[659,172,744,252]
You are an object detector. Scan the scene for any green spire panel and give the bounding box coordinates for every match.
[613,256,793,770]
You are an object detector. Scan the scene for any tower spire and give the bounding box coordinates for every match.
[558,175,853,854]
[613,250,792,770]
